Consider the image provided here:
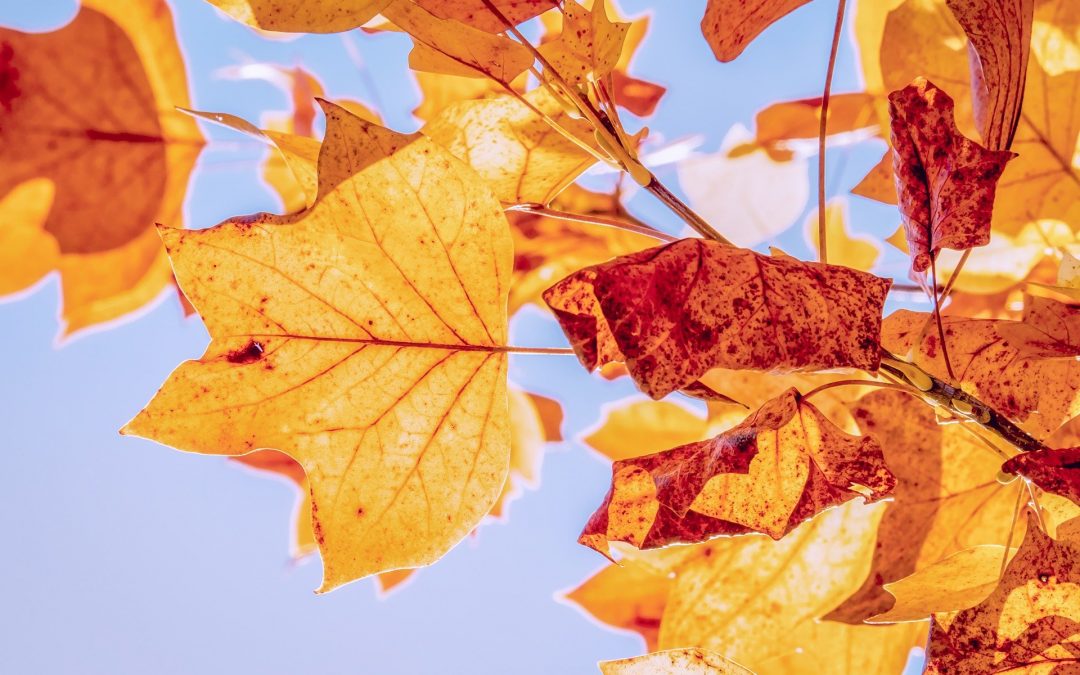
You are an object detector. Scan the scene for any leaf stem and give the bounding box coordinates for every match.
[802,378,910,400]
[644,178,733,245]
[817,0,848,264]
[878,350,1050,453]
[504,203,678,242]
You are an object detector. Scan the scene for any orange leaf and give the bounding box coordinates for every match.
[925,514,1080,673]
[700,0,811,62]
[543,239,892,399]
[206,0,391,32]
[412,0,556,33]
[538,0,629,85]
[123,125,513,591]
[0,0,202,334]
[827,389,1025,623]
[578,389,895,555]
[889,78,1015,274]
[945,0,1032,150]
[563,560,672,650]
[751,92,878,161]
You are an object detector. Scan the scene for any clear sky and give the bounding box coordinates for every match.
[0,1,922,673]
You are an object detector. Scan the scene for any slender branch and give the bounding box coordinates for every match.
[505,203,678,242]
[645,179,733,245]
[930,255,957,380]
[940,247,971,302]
[817,0,848,264]
[878,350,1050,453]
[802,378,909,400]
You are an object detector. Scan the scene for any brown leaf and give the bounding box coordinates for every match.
[945,0,1033,150]
[1003,447,1080,507]
[889,78,1015,274]
[578,388,895,555]
[543,239,891,399]
[925,514,1080,673]
[0,0,202,333]
[883,309,1080,439]
[827,389,1025,623]
[700,0,812,62]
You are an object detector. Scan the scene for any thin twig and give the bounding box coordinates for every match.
[930,255,957,380]
[802,379,909,400]
[644,179,733,244]
[505,204,678,242]
[1000,485,1026,579]
[940,247,971,303]
[817,0,848,264]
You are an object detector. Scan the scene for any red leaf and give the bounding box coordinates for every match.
[1003,447,1080,506]
[542,239,891,399]
[889,78,1016,274]
[578,388,896,555]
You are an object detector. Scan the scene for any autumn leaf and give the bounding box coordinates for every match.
[883,309,1080,439]
[889,78,1015,274]
[1003,447,1080,506]
[0,0,203,334]
[123,128,514,591]
[411,0,556,33]
[869,545,1017,623]
[508,185,658,313]
[583,399,718,463]
[231,449,316,559]
[804,198,881,272]
[678,124,809,247]
[411,70,512,123]
[564,560,672,651]
[205,0,391,32]
[945,0,1032,150]
[423,88,598,205]
[544,238,892,399]
[826,389,1026,623]
[598,648,752,675]
[384,0,533,89]
[538,0,629,85]
[700,0,811,62]
[743,92,878,162]
[654,502,926,674]
[578,388,895,555]
[925,513,1080,673]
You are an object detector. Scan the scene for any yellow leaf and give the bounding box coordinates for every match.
[538,0,629,85]
[584,399,711,462]
[424,88,598,204]
[599,648,753,675]
[206,0,392,32]
[563,561,672,651]
[870,545,1015,623]
[805,198,881,272]
[123,132,513,592]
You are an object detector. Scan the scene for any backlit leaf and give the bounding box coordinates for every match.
[412,0,556,33]
[700,0,812,62]
[0,0,203,334]
[889,78,1015,274]
[538,0,629,86]
[1003,447,1080,506]
[544,239,892,399]
[578,388,895,555]
[123,131,514,591]
[206,0,391,32]
[598,648,752,675]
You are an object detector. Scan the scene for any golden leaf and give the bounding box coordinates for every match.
[599,648,752,675]
[206,0,391,32]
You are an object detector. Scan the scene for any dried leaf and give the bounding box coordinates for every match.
[579,389,895,555]
[206,0,391,32]
[889,78,1015,274]
[1003,447,1080,506]
[423,88,598,205]
[700,0,812,62]
[544,239,891,399]
[925,514,1080,673]
[945,0,1033,150]
[598,648,752,675]
[0,0,202,333]
[123,131,513,591]
[883,309,1080,439]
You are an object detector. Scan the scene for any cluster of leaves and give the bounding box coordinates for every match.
[4,0,1080,672]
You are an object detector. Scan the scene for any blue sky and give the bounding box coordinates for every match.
[0,1,921,673]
